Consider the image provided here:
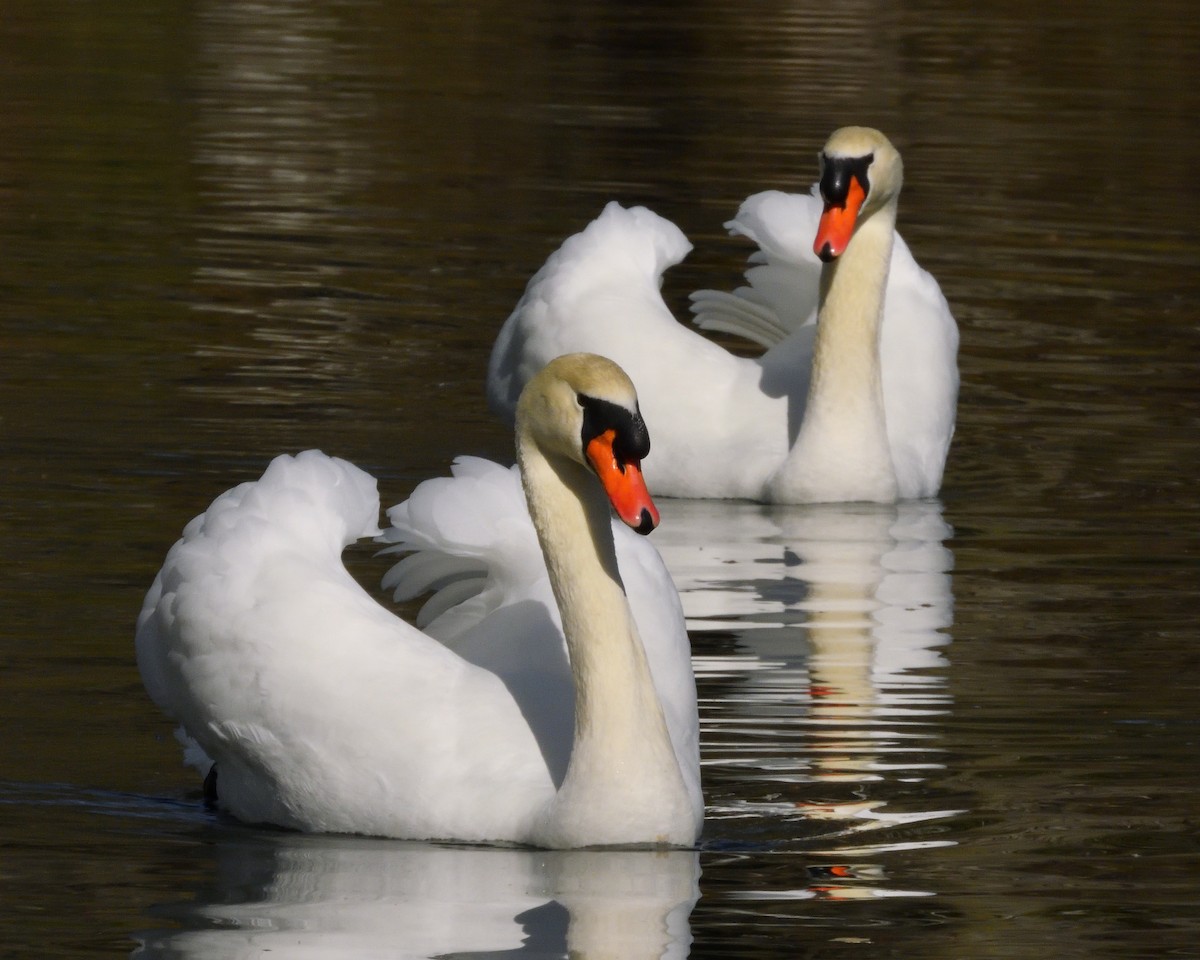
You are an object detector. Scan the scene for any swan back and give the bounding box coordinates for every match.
[878,231,959,497]
[136,452,561,841]
[489,206,791,500]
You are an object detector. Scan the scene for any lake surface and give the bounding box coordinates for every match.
[2,1,1198,957]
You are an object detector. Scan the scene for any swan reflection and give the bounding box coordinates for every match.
[656,497,959,869]
[135,833,699,959]
[656,498,952,659]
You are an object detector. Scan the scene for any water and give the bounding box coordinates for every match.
[2,0,1198,956]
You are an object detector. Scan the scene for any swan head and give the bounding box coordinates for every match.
[813,126,904,262]
[516,353,660,535]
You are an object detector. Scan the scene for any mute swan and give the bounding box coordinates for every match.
[135,354,702,848]
[487,126,959,503]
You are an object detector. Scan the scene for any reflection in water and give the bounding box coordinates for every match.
[1,0,1197,952]
[135,834,698,959]
[656,498,959,899]
[188,0,379,410]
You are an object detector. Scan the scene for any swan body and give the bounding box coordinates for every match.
[136,355,702,847]
[488,127,958,503]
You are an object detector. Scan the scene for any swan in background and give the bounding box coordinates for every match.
[488,126,958,503]
[136,354,702,848]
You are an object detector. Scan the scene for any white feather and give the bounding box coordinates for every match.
[137,430,700,845]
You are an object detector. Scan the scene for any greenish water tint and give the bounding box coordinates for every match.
[1,0,1198,957]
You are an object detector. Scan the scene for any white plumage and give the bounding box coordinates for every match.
[488,127,959,503]
[137,356,701,847]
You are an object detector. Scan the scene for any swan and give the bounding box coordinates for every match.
[487,126,959,503]
[135,353,702,848]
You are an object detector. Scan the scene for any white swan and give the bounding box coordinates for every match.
[135,353,702,848]
[487,126,959,503]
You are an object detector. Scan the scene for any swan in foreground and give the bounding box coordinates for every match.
[136,354,702,848]
[488,126,959,503]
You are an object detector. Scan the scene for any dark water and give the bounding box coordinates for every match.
[2,0,1198,957]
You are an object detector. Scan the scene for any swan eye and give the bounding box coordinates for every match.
[820,153,873,206]
[578,394,651,463]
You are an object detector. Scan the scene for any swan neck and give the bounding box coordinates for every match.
[516,435,630,659]
[813,205,894,385]
[821,204,894,308]
[516,430,692,845]
[772,203,899,502]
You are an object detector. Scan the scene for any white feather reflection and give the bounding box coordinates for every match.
[655,498,959,860]
[134,834,699,959]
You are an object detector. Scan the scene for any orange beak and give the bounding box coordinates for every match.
[813,175,867,261]
[585,429,660,535]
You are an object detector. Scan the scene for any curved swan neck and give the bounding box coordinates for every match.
[770,203,899,503]
[517,440,629,652]
[516,430,694,846]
